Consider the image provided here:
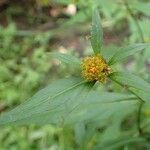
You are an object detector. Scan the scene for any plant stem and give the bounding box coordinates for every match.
[123,0,144,43]
[109,77,145,135]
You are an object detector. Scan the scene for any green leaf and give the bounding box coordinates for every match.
[65,91,137,124]
[109,72,150,93]
[108,43,150,65]
[91,9,103,54]
[0,75,137,126]
[49,52,81,67]
[0,77,92,126]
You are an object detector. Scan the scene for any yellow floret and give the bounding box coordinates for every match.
[81,55,112,83]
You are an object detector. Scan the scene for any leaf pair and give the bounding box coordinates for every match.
[0,77,138,126]
[91,9,149,65]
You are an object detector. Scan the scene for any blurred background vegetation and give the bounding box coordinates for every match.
[0,0,150,149]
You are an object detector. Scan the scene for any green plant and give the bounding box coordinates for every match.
[0,9,150,149]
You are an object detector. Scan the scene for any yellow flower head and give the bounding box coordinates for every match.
[81,55,112,83]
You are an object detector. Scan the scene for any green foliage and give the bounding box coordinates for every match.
[109,71,150,114]
[0,77,88,125]
[110,72,150,93]
[0,77,138,126]
[0,0,150,149]
[108,43,150,65]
